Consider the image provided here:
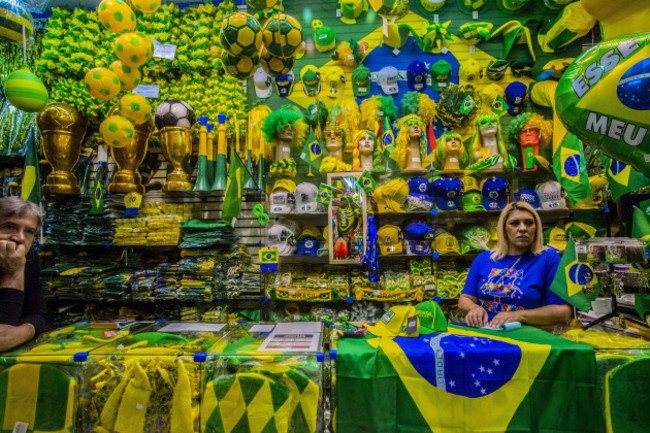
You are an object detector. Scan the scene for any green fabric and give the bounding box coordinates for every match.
[600,154,650,202]
[553,133,591,205]
[631,206,650,239]
[336,325,603,433]
[182,219,227,231]
[549,237,595,312]
[20,130,41,205]
[222,150,251,226]
[634,294,650,320]
[606,358,650,433]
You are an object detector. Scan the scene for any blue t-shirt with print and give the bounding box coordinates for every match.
[462,249,567,319]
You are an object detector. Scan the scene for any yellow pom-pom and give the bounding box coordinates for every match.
[118,93,152,125]
[100,115,135,147]
[84,68,121,101]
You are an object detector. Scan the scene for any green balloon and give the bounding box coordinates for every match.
[556,32,650,176]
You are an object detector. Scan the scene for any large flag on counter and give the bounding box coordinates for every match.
[600,154,650,201]
[552,133,591,205]
[549,237,596,312]
[20,131,41,205]
[222,150,251,226]
[336,325,603,433]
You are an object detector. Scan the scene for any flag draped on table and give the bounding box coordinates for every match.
[335,325,603,433]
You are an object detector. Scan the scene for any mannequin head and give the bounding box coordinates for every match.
[434,131,469,169]
[261,109,309,149]
[324,121,344,153]
[467,111,509,163]
[354,129,376,155]
[393,115,427,170]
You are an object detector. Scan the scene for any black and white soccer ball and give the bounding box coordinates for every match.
[154,98,196,129]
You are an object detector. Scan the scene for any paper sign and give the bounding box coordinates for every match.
[249,324,276,333]
[152,38,177,60]
[158,323,226,333]
[441,47,449,55]
[132,85,160,98]
[258,333,320,352]
[98,145,108,163]
[473,10,479,20]
[405,315,418,334]
[425,284,436,291]
[392,48,400,56]
[433,14,439,23]
[469,45,475,55]
[336,8,341,17]
[12,423,28,433]
[397,70,407,80]
[383,17,388,36]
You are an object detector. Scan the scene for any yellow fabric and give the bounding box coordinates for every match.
[582,0,650,39]
[170,359,194,433]
[367,326,551,432]
[100,365,132,431]
[529,80,565,155]
[561,329,650,349]
[4,363,39,430]
[219,375,248,433]
[200,381,219,433]
[114,362,152,433]
[538,2,595,53]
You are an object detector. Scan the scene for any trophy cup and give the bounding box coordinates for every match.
[37,103,87,195]
[106,104,154,194]
[154,99,196,192]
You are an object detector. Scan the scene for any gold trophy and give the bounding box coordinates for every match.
[155,99,196,192]
[106,104,154,194]
[37,103,87,195]
[159,126,193,191]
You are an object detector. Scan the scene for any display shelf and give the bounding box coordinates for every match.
[374,208,572,224]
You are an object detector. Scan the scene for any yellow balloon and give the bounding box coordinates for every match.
[131,0,161,13]
[114,32,153,67]
[100,115,135,147]
[97,0,136,34]
[118,93,152,125]
[109,60,141,91]
[84,68,121,101]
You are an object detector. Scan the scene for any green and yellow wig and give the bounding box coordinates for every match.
[261,108,309,152]
[434,131,470,169]
[467,111,509,164]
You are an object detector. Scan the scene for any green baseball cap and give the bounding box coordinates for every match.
[431,59,452,92]
[496,0,533,14]
[462,191,485,211]
[352,65,371,97]
[415,300,448,334]
[486,59,509,81]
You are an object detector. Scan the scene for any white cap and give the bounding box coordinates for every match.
[269,191,295,214]
[253,68,273,99]
[268,221,298,256]
[535,180,566,210]
[295,182,323,213]
[378,66,399,95]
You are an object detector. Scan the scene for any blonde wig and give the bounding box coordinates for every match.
[391,115,427,170]
[249,104,273,162]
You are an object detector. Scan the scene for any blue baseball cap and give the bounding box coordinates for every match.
[275,71,295,97]
[404,223,433,255]
[514,188,540,209]
[297,237,320,256]
[407,60,428,92]
[505,81,527,116]
[408,177,431,202]
[432,177,464,210]
[482,176,509,210]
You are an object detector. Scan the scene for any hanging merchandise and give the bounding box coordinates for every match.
[259,45,295,77]
[556,32,650,177]
[3,67,48,112]
[97,0,136,34]
[339,0,369,24]
[108,60,141,91]
[261,13,303,58]
[537,1,596,54]
[0,0,33,43]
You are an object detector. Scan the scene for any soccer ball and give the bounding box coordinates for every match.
[114,32,153,67]
[261,14,303,58]
[100,115,135,147]
[222,51,259,80]
[118,93,152,125]
[259,46,295,77]
[109,60,141,91]
[84,67,121,100]
[246,0,278,11]
[97,0,136,34]
[220,11,263,57]
[155,99,196,130]
[131,0,161,13]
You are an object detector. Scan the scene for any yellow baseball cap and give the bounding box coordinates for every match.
[377,225,404,255]
[431,229,460,254]
[544,226,568,252]
[365,305,419,338]
[298,225,322,240]
[272,179,296,192]
[463,175,480,192]
[322,67,346,98]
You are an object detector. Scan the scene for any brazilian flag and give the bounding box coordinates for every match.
[550,237,597,311]
[552,133,591,205]
[336,325,603,433]
[600,155,650,202]
[357,170,376,194]
[19,131,41,206]
[0,363,76,432]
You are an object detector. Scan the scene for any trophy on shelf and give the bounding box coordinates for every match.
[37,103,87,195]
[154,98,196,192]
[107,104,154,194]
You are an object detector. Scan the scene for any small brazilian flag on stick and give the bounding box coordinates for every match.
[549,237,596,312]
[317,183,332,205]
[459,95,476,115]
[358,170,376,194]
[492,95,509,116]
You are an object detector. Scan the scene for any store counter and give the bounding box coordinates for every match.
[333,324,604,433]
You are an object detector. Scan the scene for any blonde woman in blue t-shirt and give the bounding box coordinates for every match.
[459,201,572,328]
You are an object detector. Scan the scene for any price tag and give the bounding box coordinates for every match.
[98,145,108,163]
[132,85,159,98]
[348,54,355,60]
[318,33,328,40]
[425,284,436,291]
[12,422,28,433]
[645,154,650,162]
[293,314,301,320]
[441,47,449,55]
[153,38,177,60]
[438,82,447,88]
[405,315,418,334]
[397,70,407,80]
[124,192,143,216]
[373,290,380,296]
[433,14,439,23]
[469,45,475,55]
[392,48,400,56]
[383,17,388,36]
[289,290,296,295]
[357,87,367,93]
[336,8,342,17]
[473,10,479,20]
